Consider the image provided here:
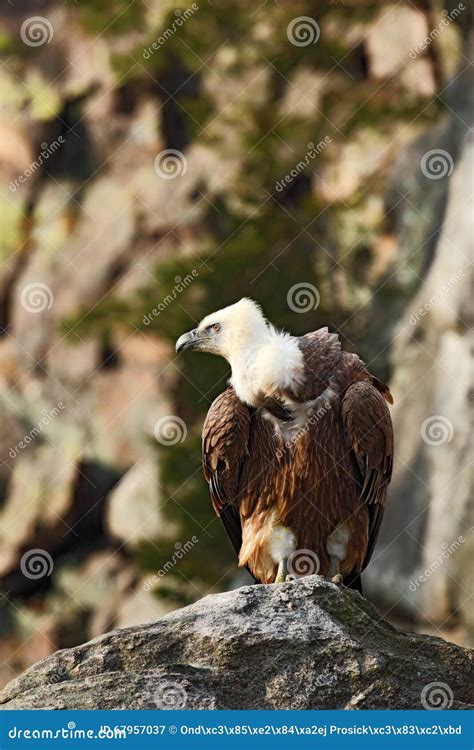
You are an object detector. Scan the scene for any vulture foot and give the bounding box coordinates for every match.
[275,558,288,583]
[327,555,342,581]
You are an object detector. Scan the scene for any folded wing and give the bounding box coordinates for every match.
[342,380,394,569]
[202,387,251,564]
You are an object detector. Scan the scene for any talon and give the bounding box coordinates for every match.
[285,574,296,582]
[327,553,343,584]
[275,558,288,583]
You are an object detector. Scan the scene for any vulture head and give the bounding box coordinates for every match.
[175,298,269,361]
[176,298,305,406]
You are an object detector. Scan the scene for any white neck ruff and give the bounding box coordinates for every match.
[229,328,305,406]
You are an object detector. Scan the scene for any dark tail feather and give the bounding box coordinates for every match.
[344,572,363,595]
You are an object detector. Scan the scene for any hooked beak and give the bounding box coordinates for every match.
[175,329,198,354]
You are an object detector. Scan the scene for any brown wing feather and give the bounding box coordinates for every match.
[202,387,251,562]
[342,381,394,570]
[371,374,394,404]
[296,328,342,400]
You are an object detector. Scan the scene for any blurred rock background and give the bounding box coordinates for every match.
[0,0,472,687]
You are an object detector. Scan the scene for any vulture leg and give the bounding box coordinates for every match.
[327,556,343,585]
[275,558,288,583]
[326,523,349,585]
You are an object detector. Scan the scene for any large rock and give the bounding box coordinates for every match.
[1,577,472,710]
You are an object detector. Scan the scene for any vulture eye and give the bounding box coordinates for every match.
[211,323,221,333]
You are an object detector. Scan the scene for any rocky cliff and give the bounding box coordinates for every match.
[1,577,472,710]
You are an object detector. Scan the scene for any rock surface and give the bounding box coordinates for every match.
[1,577,472,711]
